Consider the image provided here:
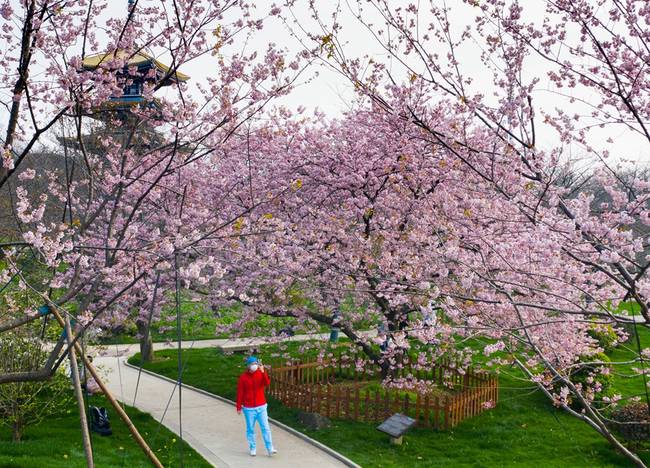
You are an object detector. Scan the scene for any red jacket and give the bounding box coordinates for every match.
[236,369,270,411]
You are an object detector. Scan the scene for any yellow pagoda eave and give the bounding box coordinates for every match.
[82,50,190,83]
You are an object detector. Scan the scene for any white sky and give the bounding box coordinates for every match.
[2,0,648,166]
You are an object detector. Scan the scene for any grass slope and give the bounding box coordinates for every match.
[0,394,211,468]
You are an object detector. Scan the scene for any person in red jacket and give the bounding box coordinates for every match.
[236,356,276,457]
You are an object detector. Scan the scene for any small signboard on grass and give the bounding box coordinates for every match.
[377,413,416,445]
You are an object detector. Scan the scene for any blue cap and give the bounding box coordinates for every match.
[245,356,258,366]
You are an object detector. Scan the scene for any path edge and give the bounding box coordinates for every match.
[124,359,361,468]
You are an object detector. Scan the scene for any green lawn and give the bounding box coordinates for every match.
[0,393,210,468]
[609,325,650,402]
[100,300,327,344]
[130,338,650,467]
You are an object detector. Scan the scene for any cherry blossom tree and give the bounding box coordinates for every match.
[236,0,650,464]
[214,101,630,405]
[0,0,304,373]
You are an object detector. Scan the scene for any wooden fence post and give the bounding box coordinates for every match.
[453,395,458,427]
[325,384,331,418]
[345,387,352,418]
[280,377,285,405]
[316,384,323,415]
[422,394,429,428]
[364,391,370,422]
[354,385,360,421]
[443,396,449,430]
[432,396,438,429]
[335,385,341,419]
[374,390,381,422]
[383,391,390,421]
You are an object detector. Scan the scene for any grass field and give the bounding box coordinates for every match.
[0,393,210,468]
[131,331,650,468]
[100,300,327,344]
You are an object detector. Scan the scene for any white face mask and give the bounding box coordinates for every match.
[249,364,259,372]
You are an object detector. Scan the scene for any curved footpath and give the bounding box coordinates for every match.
[94,335,361,468]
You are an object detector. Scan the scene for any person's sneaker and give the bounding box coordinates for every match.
[250,449,257,457]
[268,447,277,456]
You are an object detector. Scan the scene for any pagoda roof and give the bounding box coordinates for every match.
[82,50,190,83]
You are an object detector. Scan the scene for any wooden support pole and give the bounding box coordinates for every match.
[64,316,94,468]
[79,345,164,468]
[49,305,164,468]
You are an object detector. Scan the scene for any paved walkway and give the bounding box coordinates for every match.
[93,335,356,468]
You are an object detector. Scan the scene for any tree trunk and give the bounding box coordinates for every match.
[12,420,23,442]
[380,360,393,380]
[136,320,154,364]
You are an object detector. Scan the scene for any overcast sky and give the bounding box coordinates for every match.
[2,0,648,166]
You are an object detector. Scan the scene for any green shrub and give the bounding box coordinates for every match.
[570,352,614,407]
[588,324,620,352]
[0,332,73,441]
[551,352,614,409]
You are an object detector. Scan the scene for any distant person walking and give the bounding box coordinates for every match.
[236,356,277,457]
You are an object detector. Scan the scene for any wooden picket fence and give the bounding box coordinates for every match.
[268,356,498,430]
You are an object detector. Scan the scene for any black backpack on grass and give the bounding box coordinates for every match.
[89,406,112,436]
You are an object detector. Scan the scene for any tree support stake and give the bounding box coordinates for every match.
[64,315,94,468]
[49,305,163,468]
